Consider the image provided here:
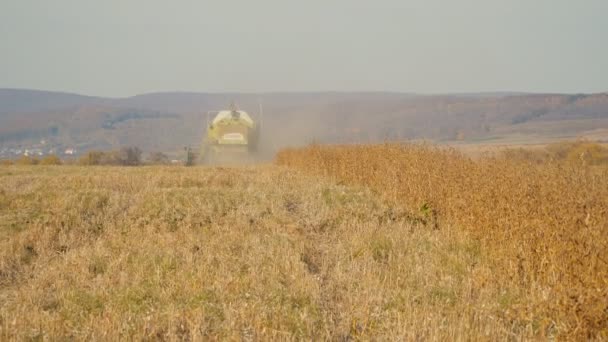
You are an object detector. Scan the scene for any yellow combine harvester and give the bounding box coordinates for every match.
[200,103,261,164]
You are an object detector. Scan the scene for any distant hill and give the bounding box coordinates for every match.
[0,89,101,115]
[1,89,607,158]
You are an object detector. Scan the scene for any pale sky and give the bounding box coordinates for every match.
[1,0,607,97]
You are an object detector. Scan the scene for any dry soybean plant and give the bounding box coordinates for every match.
[277,143,608,339]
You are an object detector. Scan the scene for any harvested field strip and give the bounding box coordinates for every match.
[1,165,520,339]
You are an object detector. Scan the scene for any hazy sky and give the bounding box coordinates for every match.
[1,0,607,97]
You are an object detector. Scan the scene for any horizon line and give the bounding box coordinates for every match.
[1,87,606,100]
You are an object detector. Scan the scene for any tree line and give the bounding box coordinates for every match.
[0,147,174,166]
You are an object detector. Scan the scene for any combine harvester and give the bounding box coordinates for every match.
[200,103,262,164]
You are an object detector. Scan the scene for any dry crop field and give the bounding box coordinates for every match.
[277,143,608,340]
[0,142,606,340]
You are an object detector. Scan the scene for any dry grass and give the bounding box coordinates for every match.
[0,165,513,340]
[277,143,608,339]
